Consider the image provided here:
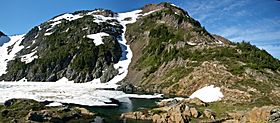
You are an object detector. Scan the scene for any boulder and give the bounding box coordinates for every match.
[1,109,9,117]
[26,110,53,122]
[168,113,185,123]
[121,111,152,120]
[0,99,96,122]
[186,98,207,107]
[152,114,162,123]
[4,100,12,107]
[241,106,273,122]
[269,107,280,123]
[157,98,180,107]
[190,107,199,118]
[117,84,136,94]
[222,119,239,123]
[76,107,95,116]
[203,109,216,120]
[226,106,279,123]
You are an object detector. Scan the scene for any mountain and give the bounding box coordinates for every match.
[0,2,280,111]
[0,31,10,46]
[123,3,280,106]
[0,9,127,83]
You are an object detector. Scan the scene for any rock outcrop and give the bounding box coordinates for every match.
[0,99,96,122]
[225,106,280,123]
[269,108,280,123]
[121,98,208,123]
[122,98,280,123]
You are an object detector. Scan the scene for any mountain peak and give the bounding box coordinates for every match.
[0,31,10,46]
[141,2,189,17]
[133,3,222,46]
[0,31,6,37]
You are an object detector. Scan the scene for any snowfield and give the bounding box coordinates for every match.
[0,80,162,106]
[0,35,25,76]
[190,85,224,102]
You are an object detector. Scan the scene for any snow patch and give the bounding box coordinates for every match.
[92,15,114,24]
[46,102,63,107]
[0,35,25,76]
[190,85,224,102]
[171,4,179,8]
[38,26,42,30]
[119,94,163,99]
[106,10,142,86]
[56,77,74,84]
[142,9,160,16]
[21,50,38,64]
[51,13,83,22]
[45,21,61,36]
[160,97,185,102]
[18,78,28,82]
[49,21,62,28]
[87,32,110,46]
[46,13,83,35]
[187,42,197,46]
[216,40,224,45]
[44,32,53,36]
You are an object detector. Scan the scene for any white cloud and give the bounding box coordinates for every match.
[183,0,249,22]
[216,17,280,43]
[230,31,280,42]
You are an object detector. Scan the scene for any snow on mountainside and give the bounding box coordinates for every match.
[87,32,110,46]
[0,35,25,76]
[0,8,162,106]
[0,9,158,84]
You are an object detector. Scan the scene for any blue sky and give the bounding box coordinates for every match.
[0,0,279,59]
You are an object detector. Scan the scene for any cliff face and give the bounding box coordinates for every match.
[124,3,280,105]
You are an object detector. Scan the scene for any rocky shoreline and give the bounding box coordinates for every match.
[0,99,97,123]
[1,97,280,123]
[121,98,280,123]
